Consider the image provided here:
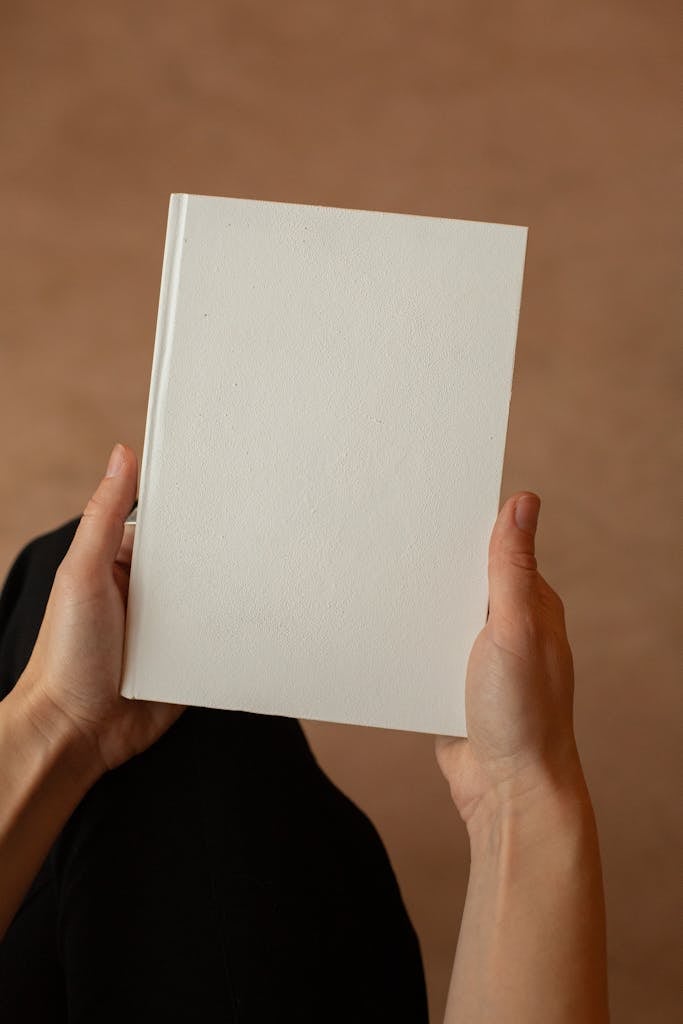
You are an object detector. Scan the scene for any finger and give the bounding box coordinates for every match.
[115,522,136,571]
[487,491,541,626]
[66,444,138,576]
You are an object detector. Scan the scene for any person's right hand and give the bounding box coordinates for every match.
[435,492,587,831]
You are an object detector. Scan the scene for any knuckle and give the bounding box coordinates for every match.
[539,576,566,619]
[498,606,542,643]
[83,489,105,510]
[81,493,107,518]
[81,498,122,532]
[506,550,538,573]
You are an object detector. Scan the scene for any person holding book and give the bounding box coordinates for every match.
[0,442,610,1022]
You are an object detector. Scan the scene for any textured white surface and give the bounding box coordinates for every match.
[120,194,527,736]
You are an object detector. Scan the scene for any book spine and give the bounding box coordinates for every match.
[120,193,189,699]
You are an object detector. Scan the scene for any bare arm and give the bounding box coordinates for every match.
[436,493,609,1023]
[0,444,182,940]
[0,680,102,937]
[445,774,608,1023]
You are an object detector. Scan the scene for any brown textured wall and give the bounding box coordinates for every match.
[1,2,679,1020]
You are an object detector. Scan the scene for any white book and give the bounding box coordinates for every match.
[120,194,527,736]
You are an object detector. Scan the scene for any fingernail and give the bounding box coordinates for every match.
[514,494,540,534]
[105,443,125,478]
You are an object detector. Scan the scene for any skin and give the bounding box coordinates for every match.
[435,491,610,1022]
[0,443,610,1021]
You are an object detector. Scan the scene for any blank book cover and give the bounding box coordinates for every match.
[120,193,527,736]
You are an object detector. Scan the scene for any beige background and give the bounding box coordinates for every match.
[1,2,680,1020]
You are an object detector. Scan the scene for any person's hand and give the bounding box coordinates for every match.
[436,492,587,832]
[13,443,184,775]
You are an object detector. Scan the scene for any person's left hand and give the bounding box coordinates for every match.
[14,443,184,774]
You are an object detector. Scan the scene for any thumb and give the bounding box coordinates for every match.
[487,491,541,626]
[66,443,138,576]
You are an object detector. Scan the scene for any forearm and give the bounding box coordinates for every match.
[444,779,610,1024]
[0,673,101,939]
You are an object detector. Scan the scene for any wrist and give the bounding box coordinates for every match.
[465,761,597,863]
[452,763,609,1024]
[6,672,105,790]
[0,674,105,940]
